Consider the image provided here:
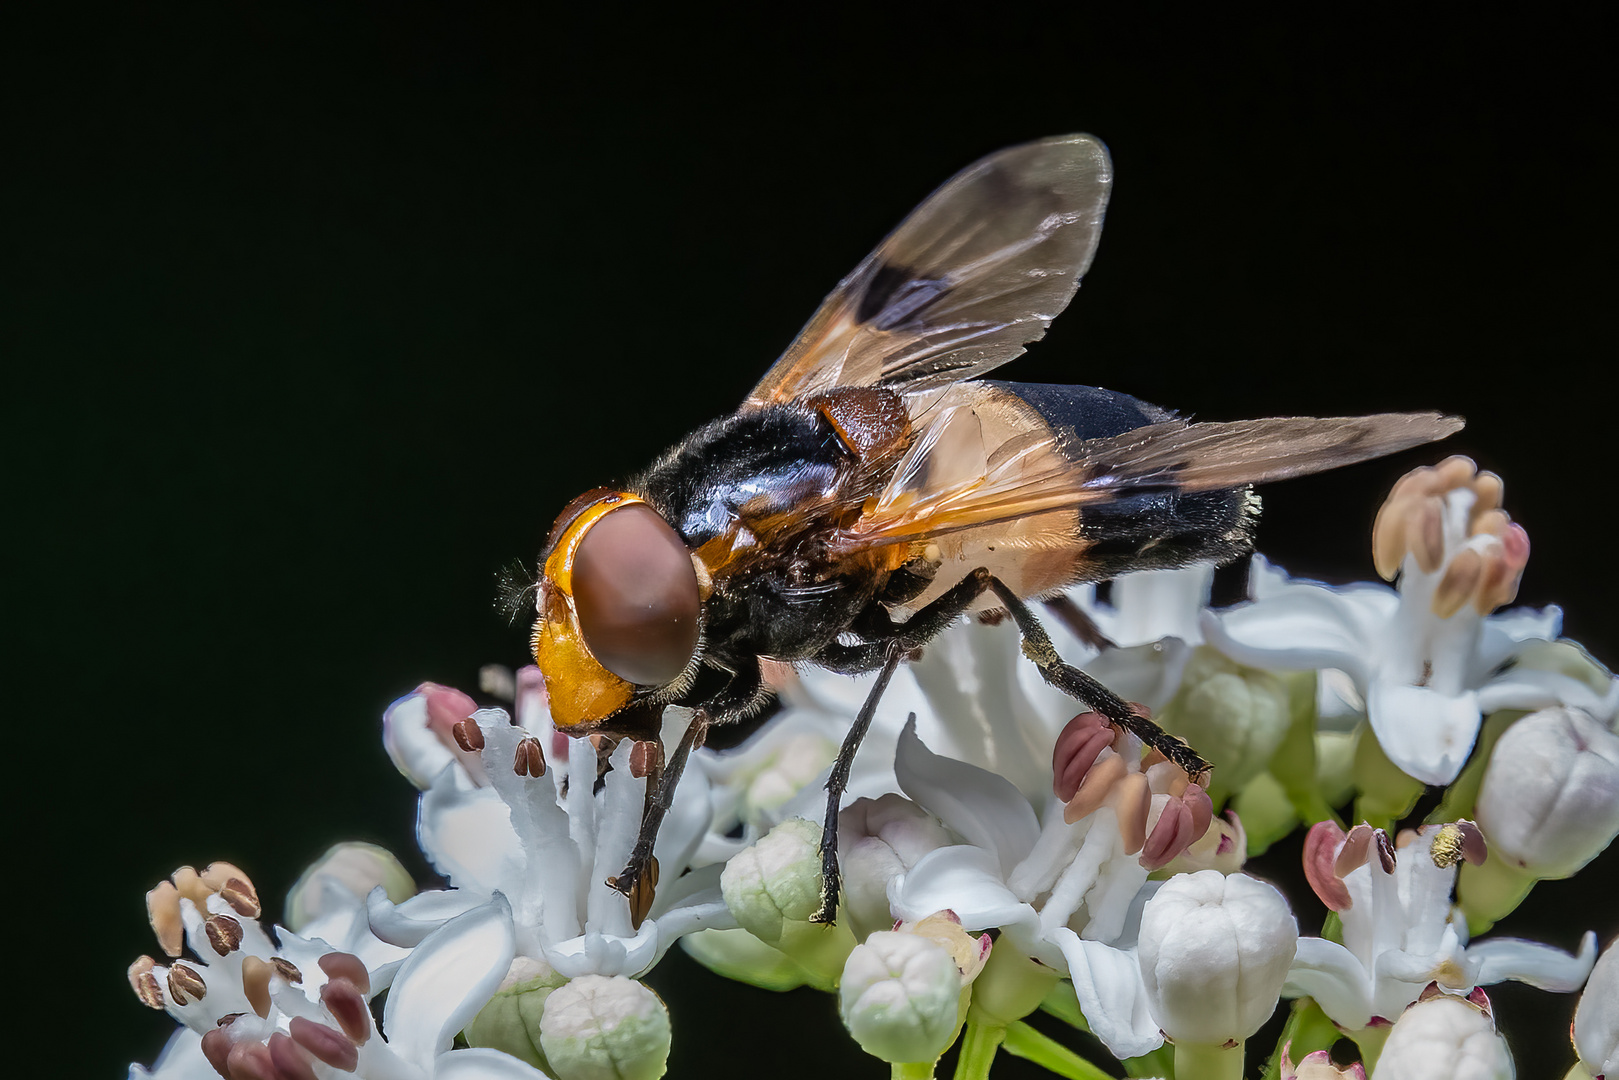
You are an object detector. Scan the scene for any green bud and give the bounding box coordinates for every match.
[839,930,970,1064]
[719,817,854,989]
[1158,646,1291,802]
[1231,772,1297,856]
[464,956,568,1072]
[538,974,671,1080]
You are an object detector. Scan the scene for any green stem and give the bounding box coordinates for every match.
[892,1061,936,1080]
[1174,1040,1244,1080]
[953,1023,1005,1080]
[1000,1022,1116,1080]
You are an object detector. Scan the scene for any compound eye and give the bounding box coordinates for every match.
[572,503,700,686]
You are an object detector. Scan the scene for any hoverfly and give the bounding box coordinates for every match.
[525,134,1459,926]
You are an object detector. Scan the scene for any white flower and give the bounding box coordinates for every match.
[377,697,734,981]
[1472,706,1619,880]
[1137,870,1298,1044]
[870,718,1193,1059]
[1204,461,1618,785]
[1287,822,1596,1030]
[538,974,671,1080]
[1374,994,1514,1080]
[129,862,536,1079]
[1573,939,1619,1079]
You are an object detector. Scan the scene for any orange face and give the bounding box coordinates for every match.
[532,492,702,728]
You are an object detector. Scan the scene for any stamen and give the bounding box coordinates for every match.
[204,914,244,956]
[514,736,547,777]
[319,978,373,1045]
[289,1017,359,1071]
[172,866,212,912]
[167,962,207,1005]
[267,1032,318,1080]
[452,718,485,752]
[225,1039,276,1080]
[270,957,303,984]
[1335,823,1376,876]
[1374,829,1397,873]
[1303,821,1352,911]
[128,956,166,1009]
[201,863,262,919]
[1052,712,1114,802]
[1411,495,1447,574]
[1139,797,1191,870]
[200,1028,233,1077]
[317,951,369,995]
[1063,750,1126,823]
[241,956,272,1019]
[630,739,664,779]
[1113,772,1151,855]
[1430,820,1488,868]
[1432,548,1485,618]
[147,880,184,958]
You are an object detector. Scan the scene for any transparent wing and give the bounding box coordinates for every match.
[831,398,1465,552]
[745,134,1113,407]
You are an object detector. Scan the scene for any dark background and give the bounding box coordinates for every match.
[4,5,1613,1077]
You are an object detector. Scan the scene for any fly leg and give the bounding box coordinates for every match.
[608,666,770,928]
[811,640,905,924]
[987,577,1211,781]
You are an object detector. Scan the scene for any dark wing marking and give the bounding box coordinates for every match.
[831,405,1465,551]
[745,134,1113,407]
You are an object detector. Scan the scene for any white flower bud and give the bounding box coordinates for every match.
[537,974,671,1080]
[1474,706,1619,879]
[839,931,968,1064]
[285,841,415,932]
[1574,940,1619,1078]
[839,794,953,940]
[1374,996,1513,1080]
[1137,870,1297,1043]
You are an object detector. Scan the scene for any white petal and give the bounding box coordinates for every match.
[1365,683,1480,784]
[1476,605,1562,668]
[1285,936,1374,1030]
[418,765,525,893]
[890,844,1033,933]
[383,896,515,1065]
[1201,589,1378,684]
[368,887,488,947]
[1469,931,1598,991]
[1108,565,1213,646]
[384,692,459,790]
[894,717,1040,874]
[128,1027,213,1080]
[1476,667,1615,718]
[1052,928,1164,1058]
[435,1047,552,1079]
[547,926,657,980]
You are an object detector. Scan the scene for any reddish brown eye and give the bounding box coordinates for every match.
[572,503,700,686]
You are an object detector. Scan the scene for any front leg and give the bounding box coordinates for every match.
[608,664,772,928]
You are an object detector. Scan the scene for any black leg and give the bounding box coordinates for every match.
[607,710,708,929]
[987,577,1211,781]
[1043,594,1119,651]
[608,664,772,928]
[817,568,997,674]
[811,639,906,924]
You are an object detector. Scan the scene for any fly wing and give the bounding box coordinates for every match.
[832,397,1465,552]
[745,134,1113,407]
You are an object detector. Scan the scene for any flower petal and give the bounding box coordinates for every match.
[1284,936,1374,1030]
[1201,588,1380,686]
[890,844,1032,934]
[894,717,1040,874]
[435,1047,552,1079]
[1051,928,1164,1058]
[383,896,515,1065]
[1365,683,1480,785]
[1469,931,1598,991]
[418,765,525,893]
[368,887,487,947]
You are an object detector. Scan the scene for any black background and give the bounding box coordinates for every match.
[5,5,1614,1077]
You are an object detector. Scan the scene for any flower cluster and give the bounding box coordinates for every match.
[131,457,1618,1080]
